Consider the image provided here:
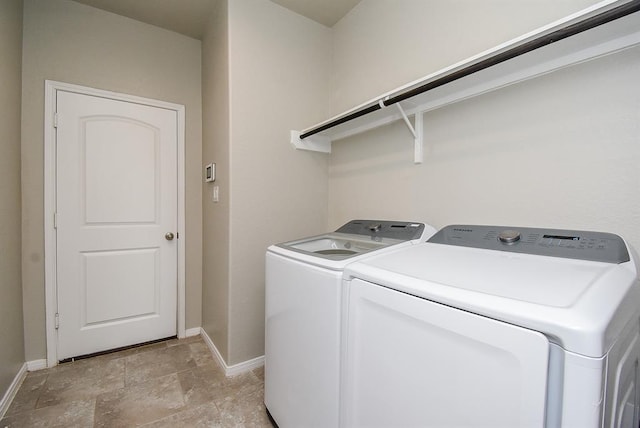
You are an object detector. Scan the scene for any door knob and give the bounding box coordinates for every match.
[165,232,175,241]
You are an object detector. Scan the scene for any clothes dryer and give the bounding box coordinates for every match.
[342,225,640,428]
[265,220,436,428]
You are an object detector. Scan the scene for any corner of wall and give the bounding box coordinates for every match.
[201,0,231,364]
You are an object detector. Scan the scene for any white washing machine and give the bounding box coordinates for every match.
[341,225,640,428]
[265,220,436,428]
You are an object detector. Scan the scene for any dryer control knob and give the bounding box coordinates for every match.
[498,230,521,244]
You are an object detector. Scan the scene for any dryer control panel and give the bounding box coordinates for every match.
[429,225,630,263]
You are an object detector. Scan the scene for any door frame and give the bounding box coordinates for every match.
[44,80,186,367]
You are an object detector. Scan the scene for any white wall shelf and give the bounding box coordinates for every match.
[291,0,640,164]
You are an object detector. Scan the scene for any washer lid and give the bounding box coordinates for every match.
[271,220,436,263]
[277,233,403,261]
[344,242,639,357]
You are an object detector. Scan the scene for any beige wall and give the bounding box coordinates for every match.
[21,0,203,361]
[220,0,332,364]
[202,0,231,362]
[0,0,25,398]
[332,0,600,113]
[328,1,640,255]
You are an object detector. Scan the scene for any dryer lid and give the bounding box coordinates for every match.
[344,227,639,357]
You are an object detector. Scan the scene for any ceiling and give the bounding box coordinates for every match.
[71,0,362,39]
[269,0,361,27]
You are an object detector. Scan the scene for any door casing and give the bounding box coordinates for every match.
[44,80,187,367]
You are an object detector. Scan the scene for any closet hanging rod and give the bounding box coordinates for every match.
[384,0,640,107]
[299,0,640,141]
[299,103,382,140]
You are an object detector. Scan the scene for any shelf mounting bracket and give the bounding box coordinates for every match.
[395,104,423,164]
[290,130,331,153]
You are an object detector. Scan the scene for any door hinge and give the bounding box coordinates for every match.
[53,112,58,128]
[53,212,58,229]
[55,313,60,329]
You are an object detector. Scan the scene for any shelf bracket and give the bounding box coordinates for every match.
[414,112,424,164]
[395,104,423,164]
[290,130,331,153]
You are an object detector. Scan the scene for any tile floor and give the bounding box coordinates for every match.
[1,336,274,427]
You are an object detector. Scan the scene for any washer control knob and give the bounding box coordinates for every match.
[368,223,382,232]
[498,230,521,244]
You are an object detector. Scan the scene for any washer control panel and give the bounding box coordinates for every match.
[335,220,425,241]
[428,225,630,263]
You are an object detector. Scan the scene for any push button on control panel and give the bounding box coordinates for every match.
[498,230,521,244]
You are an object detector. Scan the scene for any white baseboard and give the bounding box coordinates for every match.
[185,327,201,338]
[226,354,265,377]
[0,363,27,419]
[26,359,48,372]
[199,328,227,371]
[199,328,264,377]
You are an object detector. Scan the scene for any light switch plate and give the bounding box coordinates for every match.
[205,163,215,182]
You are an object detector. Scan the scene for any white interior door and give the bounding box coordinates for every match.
[55,90,178,360]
